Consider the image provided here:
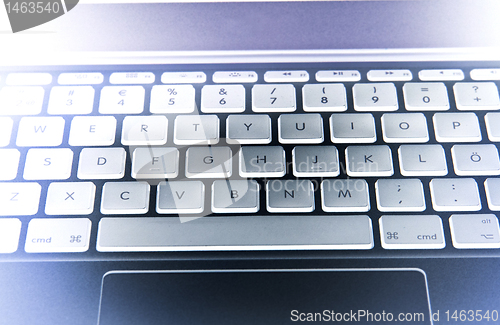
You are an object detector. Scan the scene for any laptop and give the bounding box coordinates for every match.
[1,0,500,324]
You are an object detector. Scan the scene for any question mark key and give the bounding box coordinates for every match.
[454,82,500,110]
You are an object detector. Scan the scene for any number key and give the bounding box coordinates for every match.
[252,84,296,112]
[201,85,245,113]
[353,83,398,111]
[403,82,450,111]
[150,85,195,114]
[0,86,44,116]
[48,86,95,115]
[99,86,145,114]
[302,83,347,112]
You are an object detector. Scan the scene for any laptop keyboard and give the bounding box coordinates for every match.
[1,63,500,257]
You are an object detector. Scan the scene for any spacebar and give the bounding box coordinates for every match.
[96,216,374,252]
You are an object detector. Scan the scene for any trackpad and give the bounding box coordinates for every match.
[99,269,431,324]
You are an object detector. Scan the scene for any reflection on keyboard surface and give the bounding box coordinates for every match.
[1,65,500,256]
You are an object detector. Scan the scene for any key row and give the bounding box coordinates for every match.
[2,176,500,218]
[1,82,499,116]
[3,69,500,86]
[3,112,500,148]
[2,212,499,253]
[2,144,499,181]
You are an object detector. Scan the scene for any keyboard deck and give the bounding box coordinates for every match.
[1,62,500,260]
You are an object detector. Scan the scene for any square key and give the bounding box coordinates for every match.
[201,85,245,113]
[430,178,481,212]
[353,83,398,111]
[174,115,219,145]
[321,179,370,212]
[150,85,196,114]
[346,145,394,177]
[450,214,500,249]
[132,147,179,179]
[186,147,232,178]
[266,179,314,213]
[278,113,323,144]
[252,84,296,112]
[101,181,150,214]
[99,86,145,114]
[45,182,96,215]
[157,181,205,214]
[212,180,259,213]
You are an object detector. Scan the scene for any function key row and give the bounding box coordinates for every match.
[1,82,499,116]
[1,68,499,85]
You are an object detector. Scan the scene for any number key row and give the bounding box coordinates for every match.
[1,82,498,116]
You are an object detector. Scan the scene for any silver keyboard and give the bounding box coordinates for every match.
[2,65,500,256]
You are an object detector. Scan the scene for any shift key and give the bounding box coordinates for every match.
[379,215,445,249]
[25,218,91,253]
